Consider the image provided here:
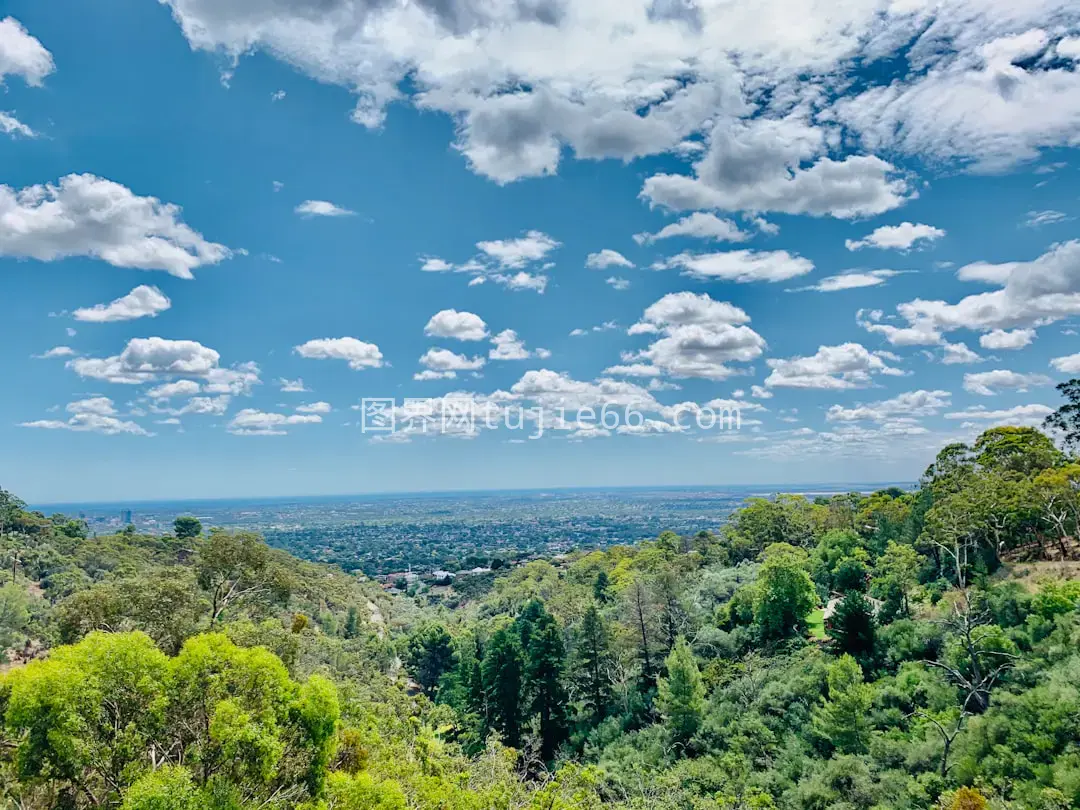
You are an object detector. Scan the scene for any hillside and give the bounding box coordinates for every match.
[2,425,1080,809]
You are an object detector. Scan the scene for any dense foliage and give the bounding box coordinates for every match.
[3,422,1080,809]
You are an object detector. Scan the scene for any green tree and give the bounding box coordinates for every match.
[121,766,200,810]
[972,426,1063,476]
[194,530,289,624]
[518,601,568,760]
[871,541,923,617]
[1045,378,1080,452]
[405,622,457,697]
[0,582,30,656]
[812,654,873,754]
[827,590,877,665]
[657,636,705,747]
[572,605,613,725]
[592,570,611,604]
[754,543,816,640]
[173,516,202,541]
[481,626,524,748]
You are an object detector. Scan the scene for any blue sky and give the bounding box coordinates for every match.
[2,0,1080,503]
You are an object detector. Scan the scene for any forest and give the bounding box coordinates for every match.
[4,400,1080,808]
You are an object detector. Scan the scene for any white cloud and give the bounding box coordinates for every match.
[867,241,1080,344]
[765,343,902,389]
[1024,209,1069,228]
[586,249,634,269]
[942,341,984,365]
[826,390,951,422]
[489,329,538,361]
[277,377,309,392]
[794,269,900,292]
[0,175,231,278]
[0,111,35,138]
[751,385,773,399]
[176,395,231,416]
[147,380,201,399]
[1051,353,1080,373]
[478,230,559,269]
[35,346,75,359]
[654,249,813,283]
[204,362,261,395]
[836,28,1080,172]
[417,347,486,379]
[634,213,750,245]
[0,17,54,86]
[606,276,630,291]
[641,117,911,219]
[493,270,548,293]
[271,89,286,101]
[21,396,151,436]
[294,337,383,370]
[979,328,1035,350]
[629,291,750,334]
[157,0,1080,195]
[424,309,489,341]
[296,401,332,414]
[70,337,222,384]
[228,408,321,435]
[963,369,1052,396]
[944,404,1053,426]
[295,200,354,217]
[845,222,945,251]
[73,285,171,323]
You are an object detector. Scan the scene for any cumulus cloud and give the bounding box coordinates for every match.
[654,249,813,283]
[147,380,201,399]
[419,231,558,290]
[0,175,231,277]
[295,401,332,414]
[606,276,630,291]
[1051,353,1080,373]
[865,240,1080,346]
[478,230,560,268]
[277,377,309,392]
[294,337,383,370]
[826,390,951,422]
[21,396,151,436]
[489,329,542,361]
[228,409,321,436]
[765,343,902,389]
[425,309,489,341]
[70,337,222,384]
[586,249,634,269]
[416,348,486,379]
[634,213,751,245]
[979,328,1035,350]
[612,292,764,380]
[942,342,984,365]
[294,200,354,217]
[963,369,1052,396]
[845,222,945,251]
[156,0,1080,194]
[641,117,911,219]
[73,285,171,323]
[0,17,54,86]
[944,404,1053,426]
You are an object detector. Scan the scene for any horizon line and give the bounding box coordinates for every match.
[28,480,916,510]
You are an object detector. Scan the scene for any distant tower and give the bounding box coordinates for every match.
[121,509,132,524]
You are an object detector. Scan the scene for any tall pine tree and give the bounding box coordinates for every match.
[518,600,569,761]
[657,636,705,747]
[573,604,613,725]
[481,626,524,748]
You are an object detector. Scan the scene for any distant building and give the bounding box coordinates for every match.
[120,509,132,524]
[431,570,456,580]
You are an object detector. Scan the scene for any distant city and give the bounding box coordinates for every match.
[34,484,910,578]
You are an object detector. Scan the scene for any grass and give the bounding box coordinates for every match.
[807,609,826,640]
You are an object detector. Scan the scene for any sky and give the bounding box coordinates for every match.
[2,0,1080,503]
